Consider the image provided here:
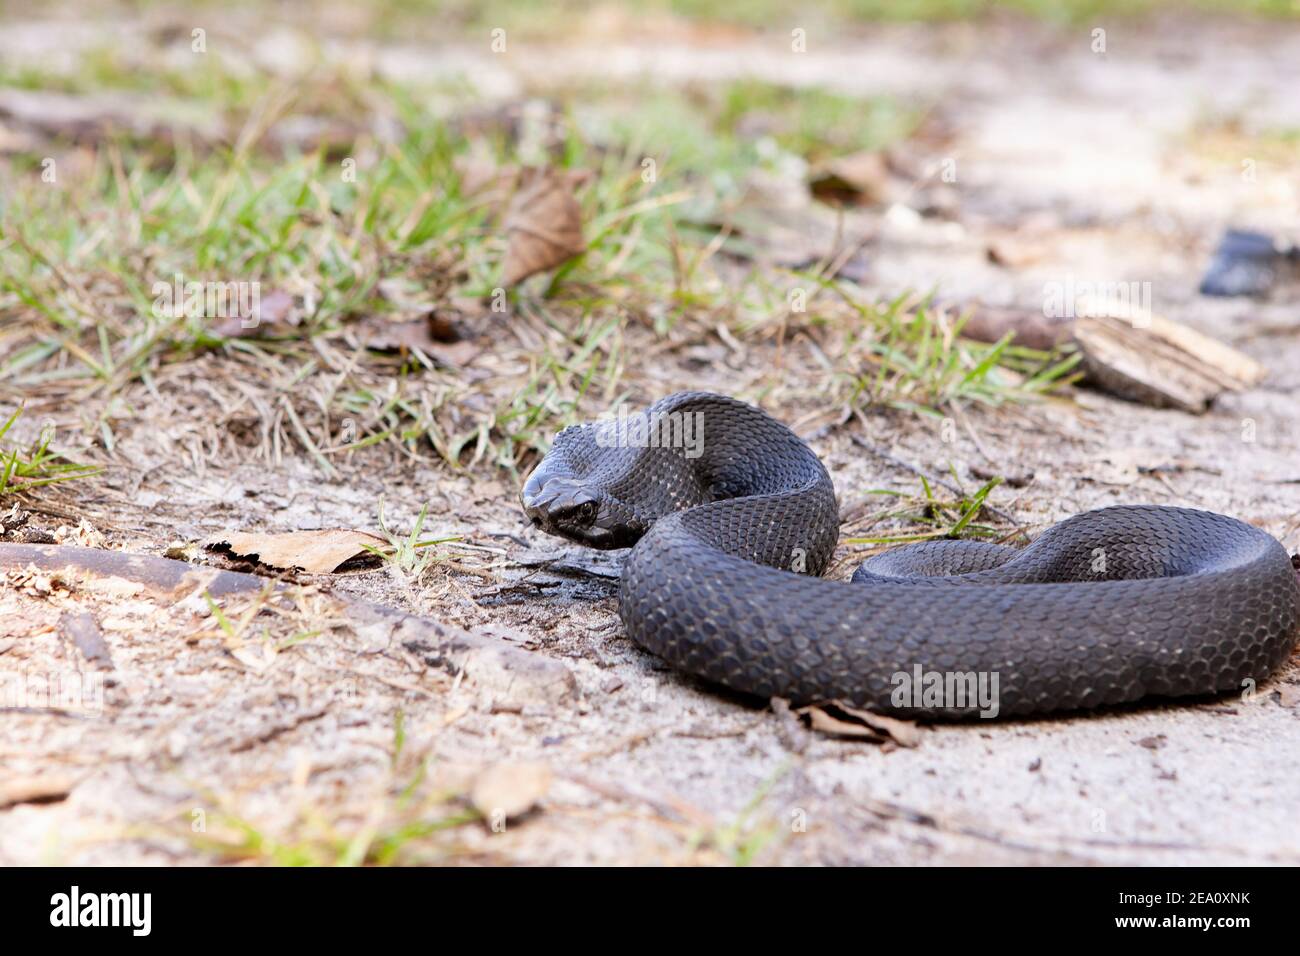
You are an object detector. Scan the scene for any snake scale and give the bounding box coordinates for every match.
[521,392,1300,719]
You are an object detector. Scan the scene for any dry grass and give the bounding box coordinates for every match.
[0,32,1078,501]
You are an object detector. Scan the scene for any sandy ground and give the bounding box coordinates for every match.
[2,12,1299,865]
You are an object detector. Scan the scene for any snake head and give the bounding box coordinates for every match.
[521,471,646,550]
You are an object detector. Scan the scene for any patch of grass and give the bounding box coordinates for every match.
[392,0,1300,37]
[184,711,481,866]
[367,500,462,580]
[0,407,99,499]
[188,781,479,867]
[0,35,1076,482]
[1183,117,1300,173]
[847,470,1005,544]
[690,763,789,866]
[718,80,920,163]
[827,292,1081,416]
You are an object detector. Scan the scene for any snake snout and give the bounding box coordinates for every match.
[522,473,646,550]
[522,476,605,538]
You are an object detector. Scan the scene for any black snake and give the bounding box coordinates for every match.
[521,392,1299,718]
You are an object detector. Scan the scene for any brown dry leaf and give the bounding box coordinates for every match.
[54,518,107,550]
[356,315,480,367]
[470,761,552,821]
[0,774,77,809]
[204,529,388,573]
[795,701,921,747]
[501,166,588,286]
[809,151,893,205]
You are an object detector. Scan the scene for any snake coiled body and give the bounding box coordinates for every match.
[522,392,1300,719]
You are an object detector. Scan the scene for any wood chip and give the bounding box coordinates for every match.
[1072,305,1267,413]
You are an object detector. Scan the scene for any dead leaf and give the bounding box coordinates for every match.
[795,701,921,747]
[809,151,893,205]
[470,761,552,821]
[356,314,480,367]
[204,529,388,573]
[54,518,106,550]
[6,564,68,598]
[501,167,587,286]
[0,774,77,809]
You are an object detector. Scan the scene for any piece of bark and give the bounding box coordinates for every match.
[1071,307,1267,413]
[61,611,113,670]
[957,301,1266,412]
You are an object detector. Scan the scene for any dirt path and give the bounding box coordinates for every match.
[2,12,1299,865]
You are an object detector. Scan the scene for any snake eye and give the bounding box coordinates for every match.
[578,500,599,524]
